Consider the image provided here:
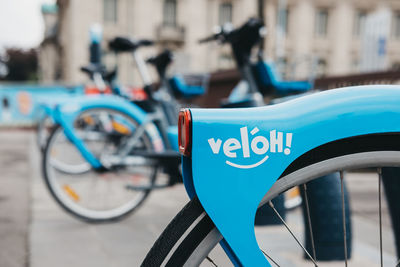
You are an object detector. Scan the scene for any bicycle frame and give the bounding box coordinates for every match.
[182,85,400,266]
[51,94,168,169]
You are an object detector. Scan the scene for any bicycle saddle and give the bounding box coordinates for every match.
[169,75,205,98]
[253,61,312,95]
[103,68,117,84]
[80,64,116,83]
[146,49,173,79]
[80,64,107,76]
[108,37,154,53]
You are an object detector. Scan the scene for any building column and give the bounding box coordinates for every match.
[329,0,352,75]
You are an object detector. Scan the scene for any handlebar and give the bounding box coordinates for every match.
[198,18,265,46]
[198,34,220,44]
[138,39,154,46]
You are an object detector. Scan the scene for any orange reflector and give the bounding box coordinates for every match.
[287,186,300,198]
[82,115,95,125]
[63,185,80,202]
[112,120,131,135]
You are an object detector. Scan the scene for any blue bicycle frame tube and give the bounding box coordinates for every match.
[52,95,150,169]
[183,85,400,266]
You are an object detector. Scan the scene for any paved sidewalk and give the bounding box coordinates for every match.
[0,131,398,266]
[28,131,188,267]
[0,131,30,267]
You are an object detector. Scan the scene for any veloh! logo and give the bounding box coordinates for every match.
[208,126,293,169]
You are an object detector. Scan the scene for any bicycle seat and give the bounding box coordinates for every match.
[146,50,173,79]
[108,37,154,53]
[80,64,106,76]
[169,75,205,98]
[253,61,312,95]
[80,64,116,83]
[103,69,117,84]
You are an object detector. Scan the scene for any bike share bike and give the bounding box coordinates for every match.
[41,36,208,222]
[142,86,400,266]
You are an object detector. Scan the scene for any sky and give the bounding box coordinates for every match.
[0,0,55,51]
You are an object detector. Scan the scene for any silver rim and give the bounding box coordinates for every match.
[169,151,400,266]
[44,108,157,220]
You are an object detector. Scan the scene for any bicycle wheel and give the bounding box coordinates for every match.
[142,135,400,266]
[36,113,54,152]
[42,108,159,223]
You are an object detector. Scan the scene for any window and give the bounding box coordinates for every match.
[393,12,400,39]
[353,10,367,37]
[315,9,328,37]
[219,3,233,25]
[277,8,289,35]
[103,0,117,23]
[392,62,400,70]
[163,0,177,27]
[316,58,327,77]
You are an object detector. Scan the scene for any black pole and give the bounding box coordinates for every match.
[258,0,265,54]
[89,42,102,64]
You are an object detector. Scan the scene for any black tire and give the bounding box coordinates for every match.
[141,198,215,267]
[42,108,159,223]
[36,114,53,152]
[142,133,400,266]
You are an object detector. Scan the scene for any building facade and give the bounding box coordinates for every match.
[39,0,400,84]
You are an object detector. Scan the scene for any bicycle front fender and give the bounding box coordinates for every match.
[53,95,156,169]
[185,85,400,266]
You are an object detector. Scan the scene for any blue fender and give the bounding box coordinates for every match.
[184,85,400,266]
[52,95,163,168]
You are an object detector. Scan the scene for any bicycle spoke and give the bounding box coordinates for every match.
[261,249,280,267]
[377,168,383,267]
[340,171,348,267]
[303,184,317,262]
[268,201,318,266]
[206,256,218,267]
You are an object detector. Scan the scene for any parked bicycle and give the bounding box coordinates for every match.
[41,37,207,222]
[142,85,400,266]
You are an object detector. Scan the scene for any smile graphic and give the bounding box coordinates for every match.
[226,155,269,169]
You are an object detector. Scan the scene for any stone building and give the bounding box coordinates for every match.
[39,4,61,83]
[39,0,400,84]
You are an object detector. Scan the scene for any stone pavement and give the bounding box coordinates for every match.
[0,130,399,266]
[0,131,30,267]
[27,131,188,267]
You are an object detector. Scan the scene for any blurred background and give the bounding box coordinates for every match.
[0,1,400,267]
[2,0,400,84]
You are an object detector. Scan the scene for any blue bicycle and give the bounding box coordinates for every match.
[142,85,400,266]
[41,37,208,222]
[41,19,314,223]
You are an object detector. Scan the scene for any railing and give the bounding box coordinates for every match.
[192,69,400,108]
[314,70,400,90]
